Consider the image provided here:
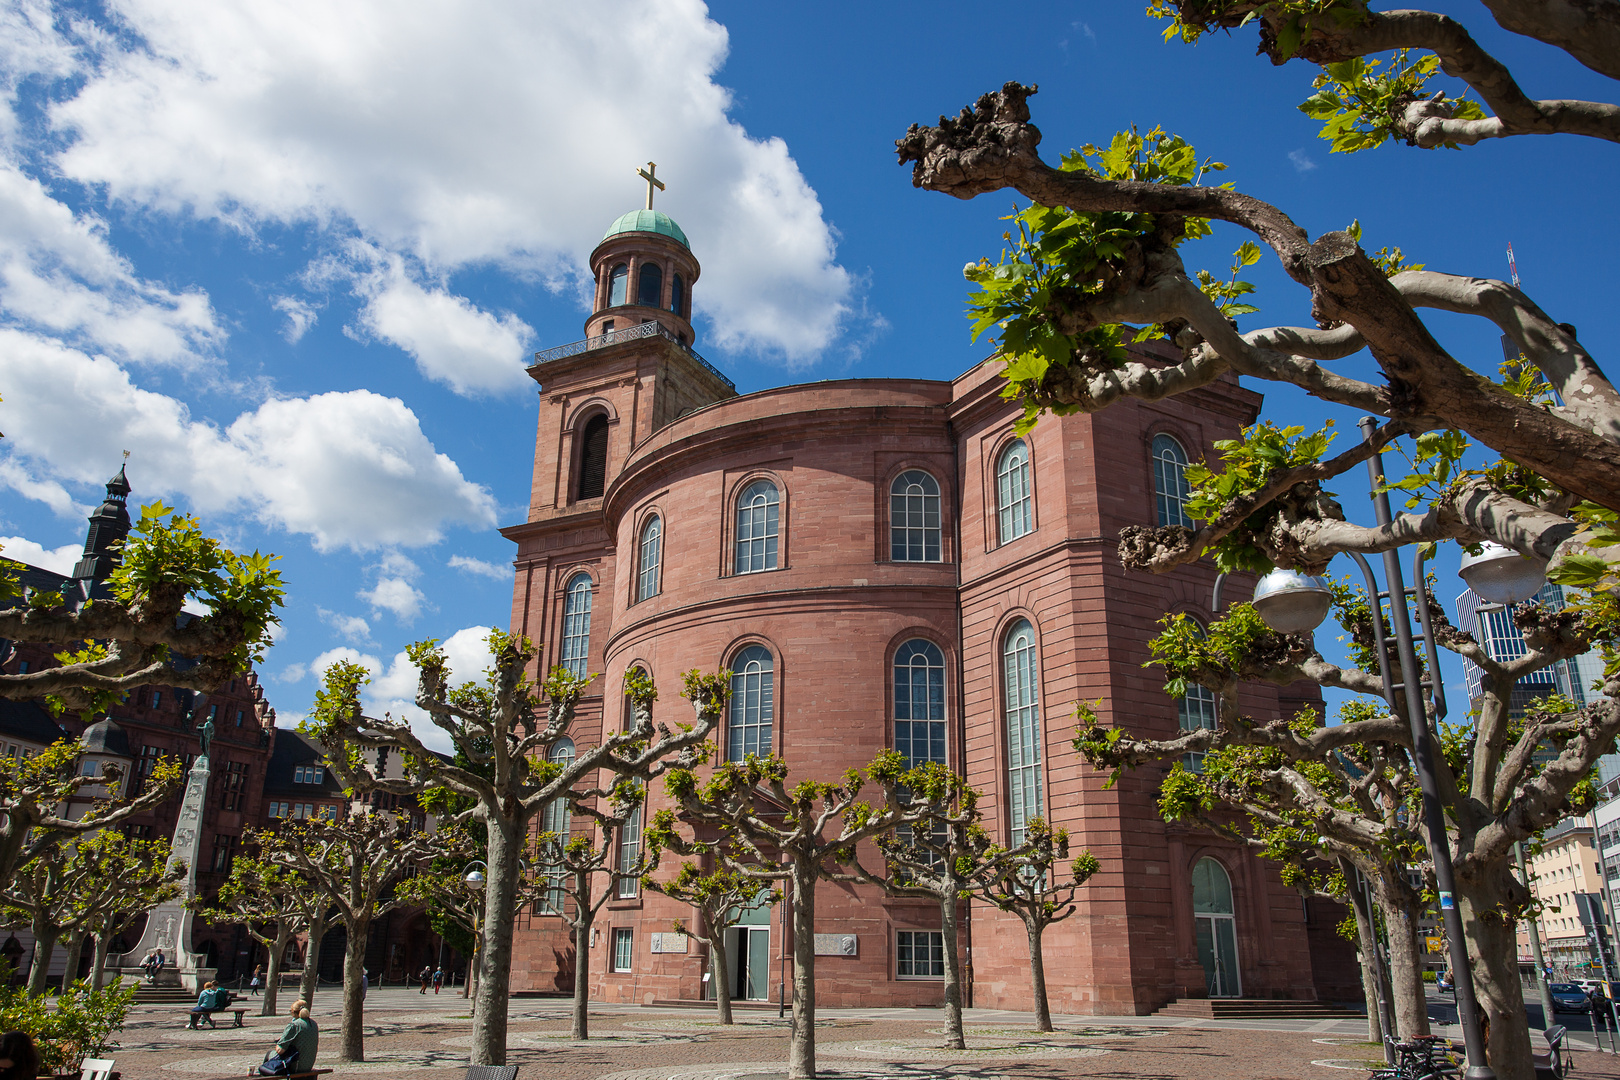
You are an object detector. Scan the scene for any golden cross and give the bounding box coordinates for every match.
[636,162,665,210]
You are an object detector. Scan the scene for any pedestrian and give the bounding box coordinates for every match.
[250,965,263,997]
[432,966,443,994]
[360,968,368,1000]
[260,998,317,1075]
[188,980,224,1029]
[153,948,167,982]
[0,1031,40,1080]
[418,965,430,994]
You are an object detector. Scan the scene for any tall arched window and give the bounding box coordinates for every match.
[559,574,592,678]
[1152,434,1193,528]
[1178,621,1218,772]
[734,479,780,574]
[727,645,774,761]
[1193,857,1241,997]
[1002,618,1043,845]
[670,274,685,315]
[636,515,662,602]
[638,262,663,307]
[890,471,942,562]
[995,440,1033,544]
[617,778,643,898]
[577,414,610,500]
[538,737,575,913]
[894,639,946,768]
[607,264,628,307]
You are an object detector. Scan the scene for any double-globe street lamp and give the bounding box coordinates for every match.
[1220,416,1548,1080]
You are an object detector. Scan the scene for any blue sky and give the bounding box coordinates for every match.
[0,0,1611,744]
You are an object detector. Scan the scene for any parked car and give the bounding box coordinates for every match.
[1575,979,1606,995]
[1549,983,1594,1013]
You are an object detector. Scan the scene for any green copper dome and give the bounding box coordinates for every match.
[602,209,689,249]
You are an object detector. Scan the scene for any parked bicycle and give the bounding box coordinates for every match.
[1366,1034,1460,1080]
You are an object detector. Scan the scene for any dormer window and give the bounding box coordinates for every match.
[608,263,628,306]
[293,764,325,784]
[638,262,663,307]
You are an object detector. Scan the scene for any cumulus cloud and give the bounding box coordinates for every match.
[45,0,857,363]
[0,330,497,549]
[360,576,426,622]
[1288,149,1318,173]
[273,295,318,343]
[0,534,80,575]
[317,607,372,641]
[311,625,494,752]
[448,554,507,580]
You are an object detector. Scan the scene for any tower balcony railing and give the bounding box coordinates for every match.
[531,321,735,391]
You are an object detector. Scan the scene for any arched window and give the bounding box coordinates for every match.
[995,439,1033,544]
[727,645,774,761]
[617,778,643,898]
[607,263,628,307]
[624,666,649,732]
[1193,857,1241,996]
[734,479,780,574]
[1178,620,1218,772]
[670,274,685,315]
[559,574,592,678]
[636,515,662,602]
[894,639,946,768]
[890,471,942,562]
[1152,434,1193,528]
[638,262,663,307]
[577,414,610,500]
[1002,618,1043,845]
[538,737,575,913]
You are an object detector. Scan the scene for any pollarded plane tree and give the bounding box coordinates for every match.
[305,646,727,1067]
[0,830,180,995]
[192,840,325,1016]
[639,853,781,1027]
[842,766,986,1048]
[260,810,471,1062]
[654,751,958,1080]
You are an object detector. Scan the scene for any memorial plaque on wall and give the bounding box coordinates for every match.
[813,934,857,956]
[649,932,689,954]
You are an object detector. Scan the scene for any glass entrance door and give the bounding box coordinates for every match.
[1194,914,1241,997]
[728,926,770,1000]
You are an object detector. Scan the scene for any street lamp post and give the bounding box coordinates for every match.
[463,861,487,1007]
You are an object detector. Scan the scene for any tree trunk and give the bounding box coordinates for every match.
[939,891,966,1049]
[788,862,816,1080]
[570,885,594,1041]
[708,931,733,1025]
[58,932,85,988]
[299,909,330,1005]
[1369,876,1430,1039]
[1345,883,1386,1048]
[263,923,290,1017]
[1459,872,1535,1080]
[471,817,521,1064]
[337,916,370,1062]
[26,923,59,996]
[90,916,115,992]
[1025,914,1052,1032]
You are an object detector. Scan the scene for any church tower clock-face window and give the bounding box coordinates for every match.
[577,414,610,500]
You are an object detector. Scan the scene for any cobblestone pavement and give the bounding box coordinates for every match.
[101,988,1620,1080]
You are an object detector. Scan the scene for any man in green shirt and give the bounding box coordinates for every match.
[268,998,317,1073]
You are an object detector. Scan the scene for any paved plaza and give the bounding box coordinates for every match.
[100,988,1620,1080]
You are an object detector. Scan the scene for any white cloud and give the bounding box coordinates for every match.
[0,534,80,575]
[311,625,494,752]
[0,330,497,550]
[272,661,307,684]
[449,554,507,580]
[359,576,426,622]
[1288,149,1318,173]
[45,0,857,363]
[0,460,85,518]
[272,294,318,343]
[317,607,372,641]
[345,244,532,396]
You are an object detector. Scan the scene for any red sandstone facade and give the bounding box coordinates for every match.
[501,210,1356,1012]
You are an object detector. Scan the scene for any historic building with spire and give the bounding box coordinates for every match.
[501,175,1358,1013]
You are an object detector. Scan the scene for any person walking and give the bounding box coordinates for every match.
[432,966,443,994]
[262,999,318,1074]
[360,969,368,1001]
[418,965,430,994]
[249,965,263,997]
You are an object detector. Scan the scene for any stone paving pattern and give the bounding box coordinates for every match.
[102,988,1620,1080]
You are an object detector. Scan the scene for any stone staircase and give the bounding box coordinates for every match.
[1152,997,1365,1021]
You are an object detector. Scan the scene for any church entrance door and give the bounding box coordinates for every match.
[727,926,770,1000]
[1192,857,1241,997]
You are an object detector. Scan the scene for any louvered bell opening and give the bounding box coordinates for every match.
[577,415,610,500]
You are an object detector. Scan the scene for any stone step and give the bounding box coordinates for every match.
[1153,997,1365,1020]
[648,998,781,1010]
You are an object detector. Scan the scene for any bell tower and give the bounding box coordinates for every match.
[584,162,701,346]
[72,462,132,584]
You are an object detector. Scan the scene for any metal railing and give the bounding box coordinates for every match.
[531,322,735,392]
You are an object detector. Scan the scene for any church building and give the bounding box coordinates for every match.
[501,181,1356,1014]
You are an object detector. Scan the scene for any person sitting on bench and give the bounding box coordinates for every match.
[262,999,318,1075]
[187,981,228,1029]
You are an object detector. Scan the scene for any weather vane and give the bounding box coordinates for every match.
[636,162,665,210]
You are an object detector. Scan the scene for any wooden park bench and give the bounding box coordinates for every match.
[182,1005,250,1028]
[195,1069,332,1080]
